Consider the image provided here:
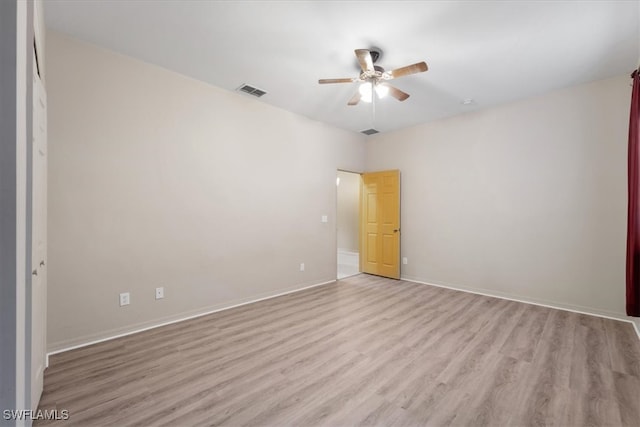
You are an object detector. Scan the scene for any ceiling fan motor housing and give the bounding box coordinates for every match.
[369,49,381,63]
[361,65,386,82]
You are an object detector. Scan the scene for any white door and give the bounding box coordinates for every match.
[31,53,47,411]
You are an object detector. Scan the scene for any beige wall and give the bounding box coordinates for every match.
[367,75,631,319]
[336,171,360,253]
[46,32,365,351]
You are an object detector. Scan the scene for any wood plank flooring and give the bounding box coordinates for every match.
[36,275,640,426]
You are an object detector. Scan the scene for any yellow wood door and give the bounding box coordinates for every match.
[360,170,400,279]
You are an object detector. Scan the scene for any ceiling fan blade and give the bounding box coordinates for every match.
[386,84,410,102]
[387,61,428,79]
[318,78,355,84]
[355,49,374,73]
[347,91,361,106]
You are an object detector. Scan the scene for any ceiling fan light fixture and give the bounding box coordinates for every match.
[375,84,389,99]
[359,82,373,103]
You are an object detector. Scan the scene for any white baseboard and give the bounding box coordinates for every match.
[47,279,336,358]
[47,274,640,362]
[337,248,359,255]
[337,250,359,262]
[402,276,640,341]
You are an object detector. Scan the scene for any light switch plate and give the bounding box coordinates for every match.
[119,292,130,306]
[321,215,328,223]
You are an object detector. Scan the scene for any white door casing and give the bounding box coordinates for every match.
[30,50,47,412]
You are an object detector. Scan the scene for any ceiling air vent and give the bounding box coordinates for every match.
[237,84,267,98]
[361,128,380,135]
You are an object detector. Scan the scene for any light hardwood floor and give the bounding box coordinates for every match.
[37,274,640,426]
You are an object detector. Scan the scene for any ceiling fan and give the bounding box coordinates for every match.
[319,48,428,106]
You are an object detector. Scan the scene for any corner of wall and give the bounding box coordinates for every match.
[632,317,640,340]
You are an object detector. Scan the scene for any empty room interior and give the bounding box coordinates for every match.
[3,0,640,425]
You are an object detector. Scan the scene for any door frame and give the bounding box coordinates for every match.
[336,169,363,279]
[29,0,46,411]
[335,169,401,280]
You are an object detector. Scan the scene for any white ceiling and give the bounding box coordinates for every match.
[44,0,639,135]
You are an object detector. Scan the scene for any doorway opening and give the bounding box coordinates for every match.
[336,170,361,279]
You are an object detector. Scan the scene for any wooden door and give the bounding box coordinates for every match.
[360,170,400,279]
[30,54,47,411]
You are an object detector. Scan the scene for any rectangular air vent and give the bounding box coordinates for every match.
[361,128,380,135]
[237,84,267,98]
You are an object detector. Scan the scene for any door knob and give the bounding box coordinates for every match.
[393,229,400,233]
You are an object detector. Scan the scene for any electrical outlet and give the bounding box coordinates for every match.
[403,257,408,265]
[155,287,164,300]
[321,215,328,223]
[300,263,305,272]
[119,292,130,306]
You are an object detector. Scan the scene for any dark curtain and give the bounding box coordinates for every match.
[627,69,640,317]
